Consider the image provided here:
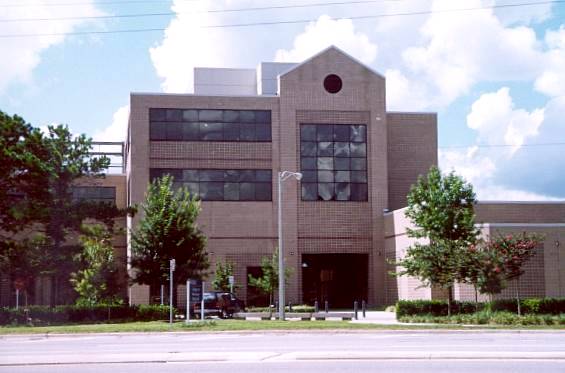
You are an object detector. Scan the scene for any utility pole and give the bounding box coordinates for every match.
[169,259,176,324]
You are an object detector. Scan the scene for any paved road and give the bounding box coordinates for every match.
[1,331,565,372]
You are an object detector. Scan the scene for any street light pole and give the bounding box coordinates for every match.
[169,258,175,325]
[277,171,302,321]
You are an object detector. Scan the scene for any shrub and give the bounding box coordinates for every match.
[396,300,481,318]
[490,298,565,315]
[399,311,565,326]
[397,298,565,319]
[246,305,315,313]
[135,305,171,321]
[0,304,174,326]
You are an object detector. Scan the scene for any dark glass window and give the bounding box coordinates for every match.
[166,109,183,122]
[182,122,199,140]
[323,74,343,94]
[301,183,318,201]
[300,123,368,201]
[149,108,271,142]
[149,122,167,140]
[72,186,116,205]
[150,168,272,201]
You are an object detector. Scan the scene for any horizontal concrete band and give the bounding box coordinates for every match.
[3,351,565,366]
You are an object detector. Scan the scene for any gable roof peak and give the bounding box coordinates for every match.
[279,45,384,79]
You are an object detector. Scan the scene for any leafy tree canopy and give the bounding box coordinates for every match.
[248,250,291,306]
[71,224,123,306]
[131,175,209,292]
[394,166,480,314]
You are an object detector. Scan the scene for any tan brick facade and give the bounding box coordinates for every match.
[385,203,565,303]
[123,46,565,308]
[125,47,441,307]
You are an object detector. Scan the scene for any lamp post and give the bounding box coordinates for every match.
[169,258,175,324]
[278,171,302,321]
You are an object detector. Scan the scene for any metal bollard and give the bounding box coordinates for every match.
[354,301,359,320]
[362,300,366,318]
[288,302,293,312]
[314,300,319,313]
[325,300,329,313]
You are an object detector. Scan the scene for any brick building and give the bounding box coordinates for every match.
[3,46,561,309]
[122,46,564,307]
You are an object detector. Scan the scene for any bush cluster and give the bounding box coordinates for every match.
[396,298,565,318]
[399,311,565,326]
[246,305,315,313]
[489,298,565,314]
[396,300,481,318]
[0,304,173,326]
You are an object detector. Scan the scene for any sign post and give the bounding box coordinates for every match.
[14,279,25,311]
[201,282,205,320]
[169,259,176,325]
[186,279,190,323]
[187,279,203,322]
[228,275,234,293]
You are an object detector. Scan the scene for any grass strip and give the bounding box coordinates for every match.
[2,319,565,334]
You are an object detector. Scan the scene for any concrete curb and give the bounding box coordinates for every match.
[3,350,565,366]
[1,328,564,340]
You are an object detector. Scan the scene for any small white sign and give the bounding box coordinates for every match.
[228,275,235,285]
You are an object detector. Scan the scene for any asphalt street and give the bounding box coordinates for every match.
[1,331,565,372]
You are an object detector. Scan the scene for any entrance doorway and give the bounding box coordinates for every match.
[301,254,368,308]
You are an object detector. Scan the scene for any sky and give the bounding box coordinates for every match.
[1,0,564,201]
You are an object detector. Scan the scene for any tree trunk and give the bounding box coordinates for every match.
[447,286,452,317]
[474,285,479,312]
[516,279,521,316]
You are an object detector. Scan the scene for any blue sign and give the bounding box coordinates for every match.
[189,279,203,304]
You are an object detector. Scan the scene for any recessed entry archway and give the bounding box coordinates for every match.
[301,253,368,309]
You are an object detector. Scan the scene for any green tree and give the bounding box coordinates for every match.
[34,125,122,304]
[0,111,50,235]
[131,175,209,299]
[0,113,123,304]
[247,250,291,307]
[212,261,236,292]
[474,233,540,315]
[71,224,122,306]
[394,166,479,315]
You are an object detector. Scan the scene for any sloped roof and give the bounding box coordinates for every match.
[278,45,385,79]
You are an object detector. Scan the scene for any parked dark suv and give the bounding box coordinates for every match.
[193,292,245,318]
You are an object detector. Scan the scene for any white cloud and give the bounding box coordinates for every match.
[274,15,377,65]
[475,185,561,202]
[439,89,564,200]
[386,0,542,110]
[439,147,560,201]
[94,105,129,142]
[493,0,553,26]
[535,26,565,97]
[385,68,431,111]
[439,146,496,184]
[466,87,544,155]
[150,0,232,93]
[0,0,105,92]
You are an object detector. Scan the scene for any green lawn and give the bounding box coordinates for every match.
[2,319,565,334]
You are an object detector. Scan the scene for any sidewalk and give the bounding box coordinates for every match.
[349,311,400,325]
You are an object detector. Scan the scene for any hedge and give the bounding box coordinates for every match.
[399,311,565,326]
[396,298,565,318]
[396,300,480,318]
[246,305,315,313]
[0,304,173,326]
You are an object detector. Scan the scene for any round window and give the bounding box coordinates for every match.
[323,74,342,94]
